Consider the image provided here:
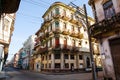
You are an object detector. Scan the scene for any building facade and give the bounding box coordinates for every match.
[33,2,100,72]
[89,0,120,79]
[0,14,15,71]
[22,35,36,70]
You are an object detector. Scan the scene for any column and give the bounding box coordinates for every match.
[51,53,54,69]
[61,52,64,69]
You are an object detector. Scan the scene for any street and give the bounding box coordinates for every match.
[3,67,104,80]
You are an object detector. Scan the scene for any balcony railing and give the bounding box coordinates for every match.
[62,29,70,35]
[53,28,61,34]
[53,14,61,19]
[38,47,48,54]
[90,12,120,38]
[70,32,78,37]
[69,18,77,24]
[77,33,83,39]
[62,15,70,21]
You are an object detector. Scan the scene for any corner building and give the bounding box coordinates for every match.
[34,2,98,72]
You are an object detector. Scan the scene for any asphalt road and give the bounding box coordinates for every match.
[4,67,104,80]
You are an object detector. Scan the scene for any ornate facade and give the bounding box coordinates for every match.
[33,2,99,72]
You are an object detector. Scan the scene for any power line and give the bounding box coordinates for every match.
[17,12,41,19]
[23,0,48,8]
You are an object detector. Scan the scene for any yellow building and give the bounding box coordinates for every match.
[33,2,99,72]
[89,0,120,79]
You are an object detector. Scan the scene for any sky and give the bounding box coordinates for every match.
[7,0,93,60]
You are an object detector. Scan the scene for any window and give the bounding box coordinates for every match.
[45,64,47,68]
[49,63,51,68]
[55,53,60,59]
[79,41,82,46]
[55,21,59,27]
[50,38,52,47]
[65,63,69,68]
[55,38,60,48]
[42,56,44,61]
[64,38,67,48]
[72,25,74,31]
[103,0,115,19]
[55,8,59,15]
[79,55,83,60]
[63,9,66,15]
[46,56,47,60]
[63,22,66,29]
[64,54,68,59]
[78,27,80,33]
[70,54,74,59]
[71,13,73,19]
[72,39,75,47]
[50,23,52,31]
[55,63,60,68]
[49,55,51,60]
[51,11,53,17]
[4,19,9,31]
[85,41,88,44]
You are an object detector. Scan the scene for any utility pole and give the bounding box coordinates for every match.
[84,4,97,80]
[69,2,97,80]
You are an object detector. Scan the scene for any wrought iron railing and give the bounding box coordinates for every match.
[90,12,120,38]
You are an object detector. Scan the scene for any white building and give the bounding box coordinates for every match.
[22,35,36,69]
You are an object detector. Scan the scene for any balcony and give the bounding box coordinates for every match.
[38,47,48,54]
[43,19,52,25]
[71,46,79,52]
[77,33,83,39]
[53,28,61,34]
[70,32,78,37]
[76,21,82,26]
[53,14,61,19]
[53,45,61,51]
[90,12,120,38]
[62,29,70,35]
[69,18,77,24]
[62,15,70,21]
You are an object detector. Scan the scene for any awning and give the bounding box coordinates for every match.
[1,0,21,13]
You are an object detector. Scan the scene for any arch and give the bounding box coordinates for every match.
[86,57,90,68]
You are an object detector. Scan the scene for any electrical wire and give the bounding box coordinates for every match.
[17,12,41,19]
[23,0,48,8]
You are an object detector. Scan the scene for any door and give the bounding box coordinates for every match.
[109,38,120,80]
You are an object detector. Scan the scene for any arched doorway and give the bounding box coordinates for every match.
[86,57,90,68]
